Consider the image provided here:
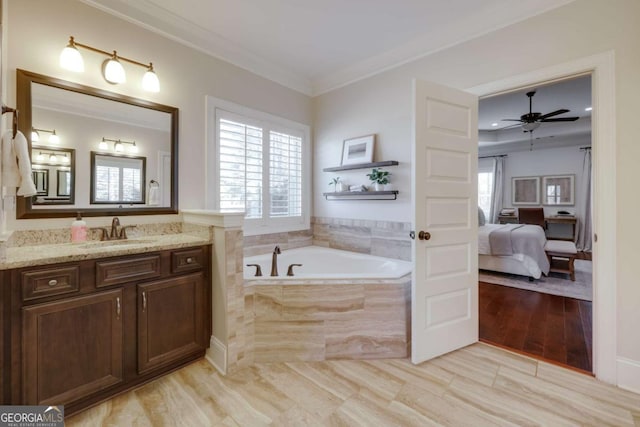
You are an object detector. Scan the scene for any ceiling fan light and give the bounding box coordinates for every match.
[522,122,541,132]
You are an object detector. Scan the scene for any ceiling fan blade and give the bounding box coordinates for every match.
[541,117,580,122]
[490,123,522,131]
[538,109,570,120]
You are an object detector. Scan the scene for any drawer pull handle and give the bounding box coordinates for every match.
[48,279,58,287]
[142,291,147,311]
[186,257,194,264]
[116,297,121,320]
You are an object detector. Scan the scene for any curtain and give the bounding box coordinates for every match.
[490,156,505,224]
[576,148,592,251]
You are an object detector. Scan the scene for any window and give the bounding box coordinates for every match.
[478,161,494,221]
[210,98,310,235]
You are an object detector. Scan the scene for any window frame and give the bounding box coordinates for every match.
[207,97,311,236]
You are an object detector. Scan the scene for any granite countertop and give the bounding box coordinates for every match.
[0,234,211,270]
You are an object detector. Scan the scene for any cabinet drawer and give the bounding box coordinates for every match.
[171,248,205,274]
[96,255,161,288]
[22,265,80,301]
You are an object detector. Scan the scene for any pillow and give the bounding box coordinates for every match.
[478,207,486,226]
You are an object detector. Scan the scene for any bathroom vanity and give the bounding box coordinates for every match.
[0,241,211,415]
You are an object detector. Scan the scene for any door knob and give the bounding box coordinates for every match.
[418,231,431,241]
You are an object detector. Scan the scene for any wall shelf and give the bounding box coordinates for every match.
[322,160,399,172]
[323,191,399,201]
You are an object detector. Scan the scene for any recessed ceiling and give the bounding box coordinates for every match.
[81,0,576,95]
[479,74,592,151]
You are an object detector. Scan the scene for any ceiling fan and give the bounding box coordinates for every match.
[497,90,579,132]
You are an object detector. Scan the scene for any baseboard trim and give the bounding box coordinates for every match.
[616,357,640,393]
[205,336,227,375]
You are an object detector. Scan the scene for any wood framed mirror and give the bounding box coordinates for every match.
[16,69,178,218]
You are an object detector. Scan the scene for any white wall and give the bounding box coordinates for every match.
[313,0,640,383]
[502,145,587,216]
[3,0,312,229]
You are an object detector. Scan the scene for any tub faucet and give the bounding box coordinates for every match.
[271,246,281,276]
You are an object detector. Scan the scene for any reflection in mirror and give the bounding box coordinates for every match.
[57,170,71,196]
[91,152,146,204]
[30,145,75,205]
[16,69,178,218]
[32,170,48,195]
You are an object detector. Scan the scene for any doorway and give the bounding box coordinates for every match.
[476,75,593,372]
[466,51,617,382]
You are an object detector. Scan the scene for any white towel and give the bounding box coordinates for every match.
[13,131,37,197]
[1,130,20,193]
[148,185,159,206]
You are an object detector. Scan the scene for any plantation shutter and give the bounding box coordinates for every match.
[269,131,302,218]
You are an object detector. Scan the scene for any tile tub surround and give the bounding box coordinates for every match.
[244,276,411,362]
[312,217,412,261]
[243,229,313,257]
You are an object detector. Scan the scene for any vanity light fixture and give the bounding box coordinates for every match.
[35,150,68,164]
[32,127,60,144]
[60,36,160,92]
[102,137,137,153]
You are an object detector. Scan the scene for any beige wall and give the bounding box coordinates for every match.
[313,0,640,369]
[3,0,312,229]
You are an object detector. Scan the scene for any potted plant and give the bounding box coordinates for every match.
[329,176,344,192]
[366,168,390,191]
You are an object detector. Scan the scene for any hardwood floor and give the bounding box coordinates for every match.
[479,281,592,372]
[66,343,640,426]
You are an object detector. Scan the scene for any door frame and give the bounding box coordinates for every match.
[468,51,616,384]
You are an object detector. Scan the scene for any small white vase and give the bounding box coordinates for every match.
[373,183,383,191]
[336,182,346,192]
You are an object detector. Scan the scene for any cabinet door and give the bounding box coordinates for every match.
[138,273,205,374]
[22,289,124,405]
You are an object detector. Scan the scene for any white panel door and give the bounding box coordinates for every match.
[411,79,478,364]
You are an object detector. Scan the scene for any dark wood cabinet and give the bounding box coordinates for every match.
[138,273,205,374]
[22,289,124,405]
[2,245,211,416]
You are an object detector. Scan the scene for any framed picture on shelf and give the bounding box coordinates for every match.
[341,134,375,166]
[512,176,540,205]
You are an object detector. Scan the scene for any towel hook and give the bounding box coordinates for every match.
[149,179,159,188]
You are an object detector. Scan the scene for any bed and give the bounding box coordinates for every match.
[478,223,550,279]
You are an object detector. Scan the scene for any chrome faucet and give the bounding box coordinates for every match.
[271,245,281,276]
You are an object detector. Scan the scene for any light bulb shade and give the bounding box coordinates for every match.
[102,58,126,84]
[99,141,108,150]
[60,44,84,72]
[48,132,60,144]
[142,69,160,92]
[61,155,69,163]
[114,142,124,152]
[49,154,57,162]
[31,130,40,142]
[129,143,139,153]
[522,122,541,132]
[36,153,44,162]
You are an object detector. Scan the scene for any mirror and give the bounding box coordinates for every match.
[16,69,178,218]
[91,152,146,204]
[30,145,75,205]
[542,174,575,206]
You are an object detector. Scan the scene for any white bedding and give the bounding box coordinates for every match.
[478,224,548,279]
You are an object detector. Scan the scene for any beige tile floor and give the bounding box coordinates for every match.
[68,343,640,426]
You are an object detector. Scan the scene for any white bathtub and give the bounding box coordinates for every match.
[243,246,412,280]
